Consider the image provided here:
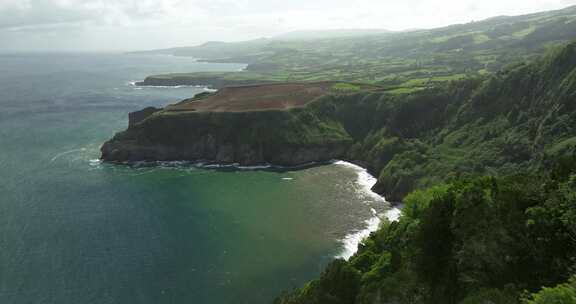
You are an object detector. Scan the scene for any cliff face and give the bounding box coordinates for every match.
[127,107,161,127]
[102,83,355,166]
[136,74,273,89]
[103,42,576,202]
[101,106,353,166]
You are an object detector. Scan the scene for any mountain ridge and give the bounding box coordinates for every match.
[132,5,576,93]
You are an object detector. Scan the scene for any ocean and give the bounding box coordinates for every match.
[0,52,395,304]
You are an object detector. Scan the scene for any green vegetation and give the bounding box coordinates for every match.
[277,154,576,304]
[524,277,576,303]
[311,41,576,201]
[332,83,362,93]
[272,41,576,303]
[138,5,576,93]
[120,41,576,202]
[107,17,576,302]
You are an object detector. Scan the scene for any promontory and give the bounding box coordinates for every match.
[101,82,362,167]
[101,44,576,202]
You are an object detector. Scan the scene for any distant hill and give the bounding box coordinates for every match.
[131,30,392,56]
[130,38,274,63]
[273,29,392,41]
[131,5,576,89]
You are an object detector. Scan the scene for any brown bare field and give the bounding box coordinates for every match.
[164,82,338,113]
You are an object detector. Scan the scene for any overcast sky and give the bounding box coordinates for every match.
[0,0,574,51]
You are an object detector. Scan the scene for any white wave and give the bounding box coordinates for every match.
[204,163,237,168]
[143,85,201,89]
[120,160,273,171]
[157,160,190,167]
[50,148,87,163]
[236,164,272,170]
[333,160,386,202]
[334,160,402,260]
[115,159,324,171]
[87,159,102,170]
[281,177,294,180]
[337,212,381,260]
[127,82,215,90]
[384,207,402,222]
[197,162,276,170]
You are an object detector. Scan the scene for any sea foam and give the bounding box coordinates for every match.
[50,148,87,163]
[127,81,216,90]
[333,160,402,260]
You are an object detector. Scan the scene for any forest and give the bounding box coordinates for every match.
[273,39,576,304]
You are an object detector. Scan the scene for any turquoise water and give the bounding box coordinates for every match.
[0,53,391,304]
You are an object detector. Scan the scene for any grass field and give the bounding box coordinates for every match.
[164,82,375,112]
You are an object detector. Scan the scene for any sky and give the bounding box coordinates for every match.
[0,0,574,51]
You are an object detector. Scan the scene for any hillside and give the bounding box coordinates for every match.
[136,5,576,91]
[273,41,576,304]
[104,41,576,200]
[100,82,366,165]
[104,32,576,304]
[164,82,365,112]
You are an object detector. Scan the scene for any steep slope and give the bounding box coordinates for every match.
[100,83,358,165]
[366,41,576,200]
[276,159,576,304]
[104,37,576,304]
[274,42,576,304]
[104,42,576,203]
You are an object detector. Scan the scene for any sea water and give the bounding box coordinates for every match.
[0,52,395,304]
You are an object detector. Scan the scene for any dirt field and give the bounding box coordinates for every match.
[164,82,337,112]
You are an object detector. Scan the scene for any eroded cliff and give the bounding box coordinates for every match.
[101,82,356,166]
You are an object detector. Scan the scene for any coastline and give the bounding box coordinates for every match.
[333,160,402,260]
[94,157,400,260]
[127,80,218,91]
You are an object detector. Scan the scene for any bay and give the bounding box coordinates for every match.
[0,52,391,304]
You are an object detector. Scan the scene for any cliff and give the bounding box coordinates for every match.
[104,42,576,202]
[136,73,274,89]
[101,82,357,166]
[101,110,351,166]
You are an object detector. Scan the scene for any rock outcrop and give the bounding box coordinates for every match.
[101,110,352,166]
[101,83,355,166]
[136,75,274,89]
[128,107,161,127]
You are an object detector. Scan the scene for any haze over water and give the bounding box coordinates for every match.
[0,53,391,304]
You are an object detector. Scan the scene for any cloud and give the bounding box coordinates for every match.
[0,0,31,10]
[0,0,573,51]
[0,0,185,29]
